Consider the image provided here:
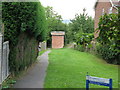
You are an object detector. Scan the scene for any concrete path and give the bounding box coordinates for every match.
[14,50,51,88]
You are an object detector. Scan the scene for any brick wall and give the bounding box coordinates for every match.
[51,31,65,49]
[52,35,64,48]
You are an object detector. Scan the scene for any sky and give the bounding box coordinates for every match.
[39,0,97,20]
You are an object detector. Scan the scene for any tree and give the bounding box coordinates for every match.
[44,6,67,47]
[67,8,94,44]
[45,6,63,31]
[70,8,94,34]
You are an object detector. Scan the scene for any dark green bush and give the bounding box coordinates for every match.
[96,44,119,64]
[97,13,120,64]
[75,44,85,52]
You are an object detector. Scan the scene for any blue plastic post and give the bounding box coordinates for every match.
[86,75,89,90]
[86,80,89,90]
[109,79,112,90]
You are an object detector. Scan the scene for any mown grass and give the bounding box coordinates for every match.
[44,48,118,88]
[39,50,47,56]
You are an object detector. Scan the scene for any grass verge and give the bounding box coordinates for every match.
[1,75,16,89]
[44,48,118,88]
[39,50,47,56]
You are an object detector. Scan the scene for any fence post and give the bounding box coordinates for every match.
[86,75,89,90]
[7,41,9,76]
[86,80,89,90]
[0,33,3,88]
[109,79,112,90]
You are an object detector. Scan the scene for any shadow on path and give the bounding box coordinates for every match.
[14,50,51,88]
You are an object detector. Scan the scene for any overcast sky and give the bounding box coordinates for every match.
[39,0,97,20]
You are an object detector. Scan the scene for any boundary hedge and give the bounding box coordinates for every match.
[2,2,47,73]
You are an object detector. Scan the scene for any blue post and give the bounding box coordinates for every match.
[109,79,112,90]
[86,75,89,90]
[86,80,89,90]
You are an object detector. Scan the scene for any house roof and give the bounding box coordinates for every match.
[51,31,65,36]
[94,0,120,9]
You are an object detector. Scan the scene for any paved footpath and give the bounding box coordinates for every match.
[14,50,51,88]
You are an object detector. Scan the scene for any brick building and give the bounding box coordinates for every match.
[94,0,120,39]
[51,31,65,49]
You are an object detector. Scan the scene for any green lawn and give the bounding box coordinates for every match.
[39,50,47,56]
[44,48,118,88]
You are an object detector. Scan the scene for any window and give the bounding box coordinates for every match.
[108,7,112,14]
[102,8,105,15]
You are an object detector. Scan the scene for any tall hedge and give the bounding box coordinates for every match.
[2,2,47,74]
[2,2,47,43]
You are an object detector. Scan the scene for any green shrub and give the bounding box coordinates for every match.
[75,33,94,52]
[75,44,85,52]
[96,44,119,64]
[97,13,120,64]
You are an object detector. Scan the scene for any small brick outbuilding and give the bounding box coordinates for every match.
[51,31,65,49]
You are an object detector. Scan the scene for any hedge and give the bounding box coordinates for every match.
[2,2,47,73]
